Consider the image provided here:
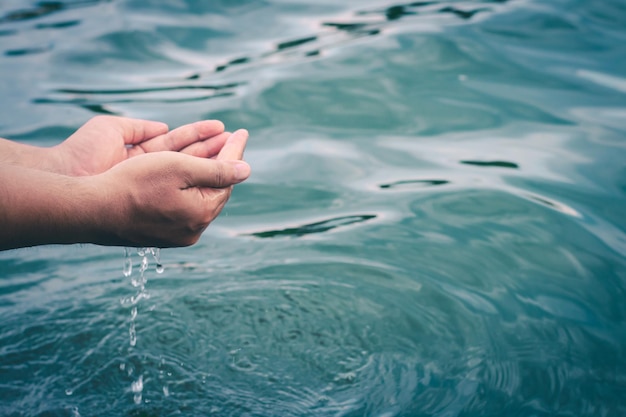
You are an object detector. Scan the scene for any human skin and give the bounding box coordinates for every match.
[0,116,250,250]
[0,116,234,176]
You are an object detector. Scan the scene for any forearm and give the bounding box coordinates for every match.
[0,165,104,250]
[0,138,64,173]
[0,139,250,250]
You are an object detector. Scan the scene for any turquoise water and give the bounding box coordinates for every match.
[1,0,626,415]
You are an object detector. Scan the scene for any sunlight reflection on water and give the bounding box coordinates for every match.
[1,0,626,415]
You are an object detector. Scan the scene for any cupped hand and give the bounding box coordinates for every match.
[88,129,250,247]
[52,115,231,176]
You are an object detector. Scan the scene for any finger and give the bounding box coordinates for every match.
[180,132,231,158]
[133,120,225,154]
[120,118,169,144]
[216,129,249,161]
[74,116,168,144]
[181,156,251,189]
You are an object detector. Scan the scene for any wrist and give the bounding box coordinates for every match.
[77,174,130,246]
[0,167,105,249]
[0,138,68,173]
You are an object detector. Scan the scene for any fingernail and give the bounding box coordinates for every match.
[233,129,249,138]
[234,162,251,180]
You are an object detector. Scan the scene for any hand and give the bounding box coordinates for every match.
[52,115,231,176]
[88,129,250,247]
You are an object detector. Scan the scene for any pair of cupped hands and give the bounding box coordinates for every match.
[47,116,250,247]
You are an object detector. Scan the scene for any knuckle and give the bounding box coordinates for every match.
[89,115,114,125]
[214,166,226,187]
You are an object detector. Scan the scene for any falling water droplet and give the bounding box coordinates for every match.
[140,255,148,273]
[131,375,143,392]
[131,375,143,405]
[65,388,73,396]
[131,253,148,288]
[129,321,137,347]
[123,248,163,351]
[123,248,132,277]
[150,248,165,274]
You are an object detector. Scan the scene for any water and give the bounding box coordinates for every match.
[1,0,625,415]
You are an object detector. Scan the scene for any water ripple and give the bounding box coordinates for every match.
[26,0,518,114]
[2,0,626,415]
[247,214,377,238]
[379,178,451,189]
[0,0,110,24]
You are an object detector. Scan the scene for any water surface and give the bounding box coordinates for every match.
[1,0,626,415]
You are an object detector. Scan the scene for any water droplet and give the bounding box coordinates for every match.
[123,248,132,277]
[334,371,357,383]
[131,375,143,404]
[150,248,164,273]
[129,322,136,347]
[163,385,169,397]
[122,248,163,351]
[65,388,73,396]
[131,375,143,393]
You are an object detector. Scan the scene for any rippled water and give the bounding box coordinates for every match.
[1,0,626,415]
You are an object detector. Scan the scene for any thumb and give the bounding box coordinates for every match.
[182,157,251,188]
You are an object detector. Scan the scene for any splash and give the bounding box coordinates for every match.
[120,247,164,405]
[121,247,164,345]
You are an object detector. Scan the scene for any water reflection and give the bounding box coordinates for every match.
[0,0,109,24]
[276,36,318,51]
[17,0,516,113]
[2,0,625,415]
[34,19,80,29]
[354,0,505,22]
[248,214,377,238]
[34,82,241,114]
[379,179,450,189]
[4,45,52,56]
[522,192,581,217]
[460,160,520,169]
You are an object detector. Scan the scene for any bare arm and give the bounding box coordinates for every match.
[0,138,64,173]
[0,130,250,250]
[0,116,230,176]
[0,164,101,249]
